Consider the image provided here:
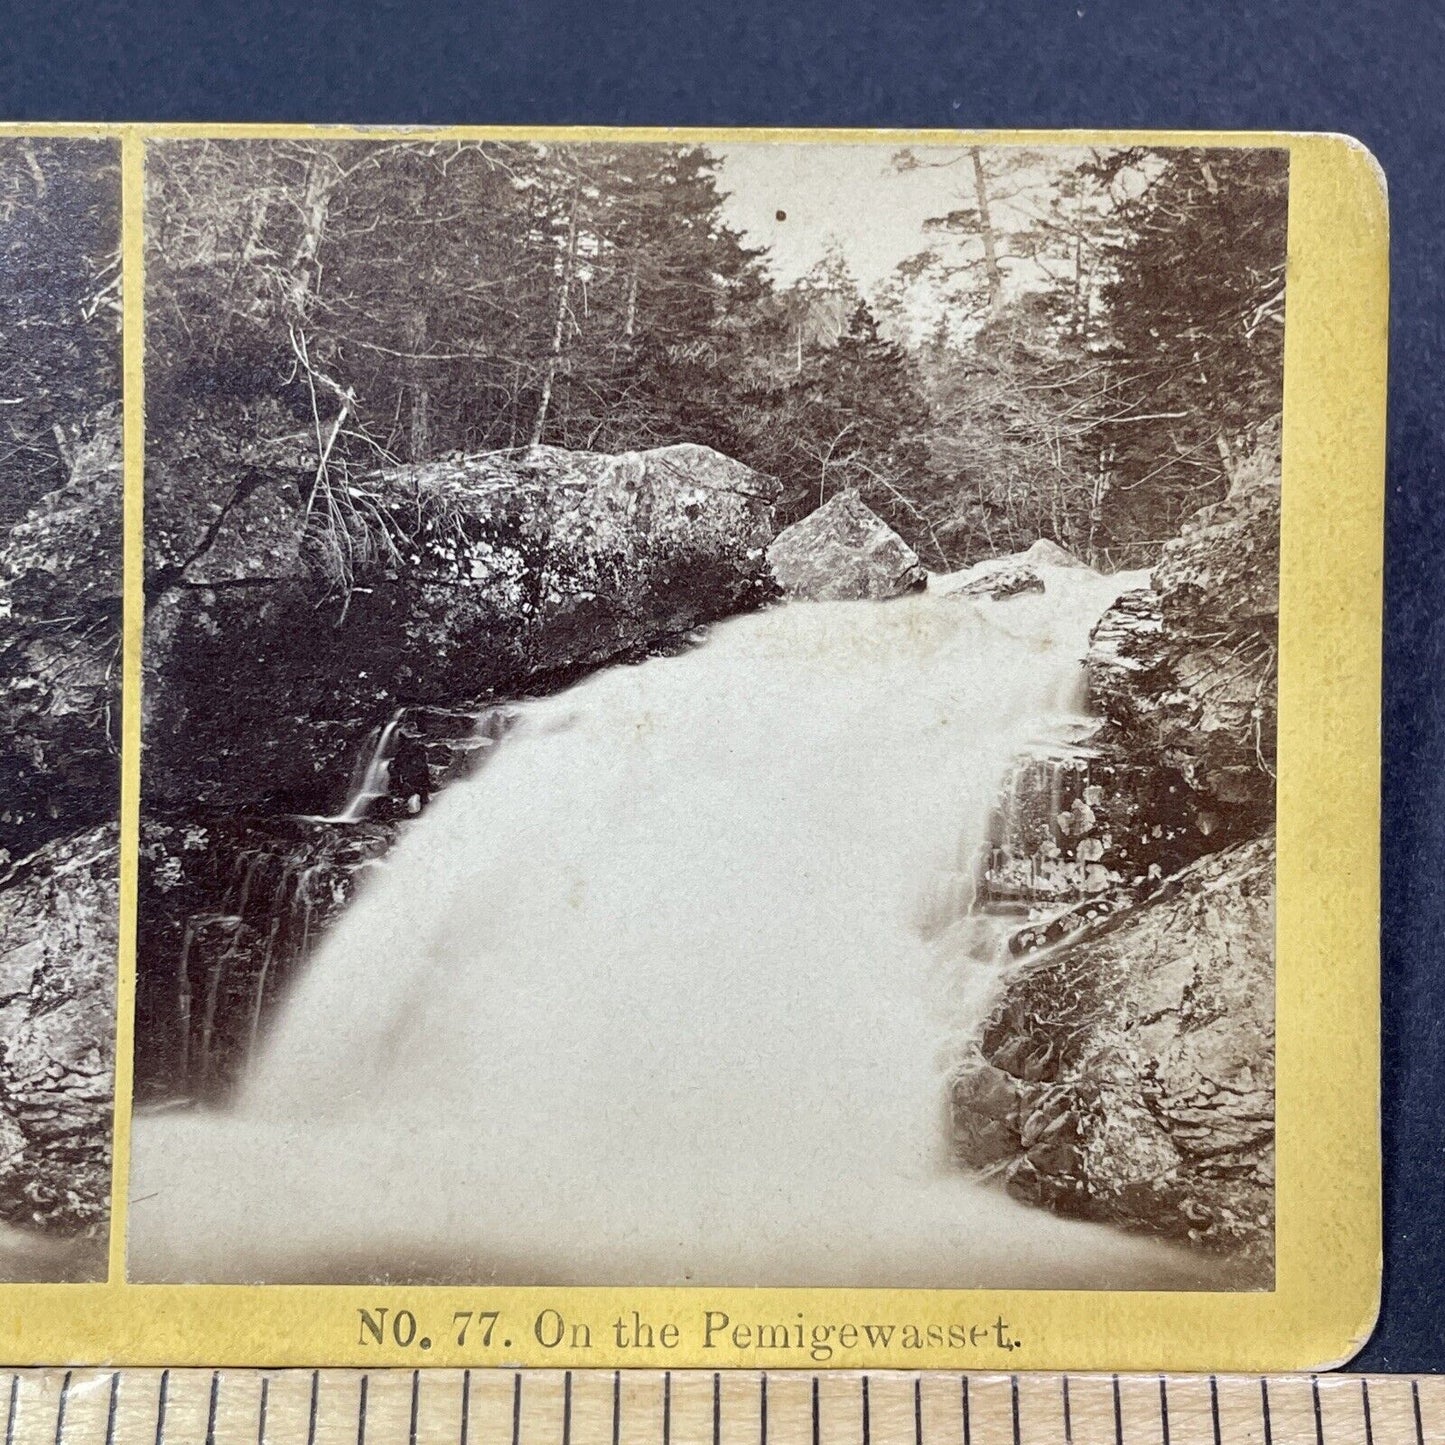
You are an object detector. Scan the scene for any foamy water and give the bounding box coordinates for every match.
[127,564,1225,1287]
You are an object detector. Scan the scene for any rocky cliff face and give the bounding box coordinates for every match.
[0,413,120,1269]
[145,442,778,815]
[0,825,116,1262]
[952,837,1273,1280]
[1089,430,1279,827]
[955,432,1280,1275]
[0,410,122,864]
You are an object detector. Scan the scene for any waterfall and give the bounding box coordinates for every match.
[316,708,407,824]
[128,563,1226,1289]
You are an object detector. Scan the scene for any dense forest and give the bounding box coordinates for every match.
[146,140,1286,580]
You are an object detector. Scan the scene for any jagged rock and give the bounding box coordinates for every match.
[952,837,1274,1282]
[144,442,779,815]
[952,565,1045,601]
[766,491,926,601]
[949,1060,1024,1169]
[1087,428,1279,820]
[1086,588,1164,724]
[0,824,116,1254]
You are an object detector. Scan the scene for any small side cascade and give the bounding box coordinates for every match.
[974,738,1231,961]
[326,710,407,823]
[979,739,1117,907]
[312,703,519,824]
[142,819,394,1104]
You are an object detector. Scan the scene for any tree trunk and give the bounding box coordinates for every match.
[406,308,431,462]
[970,147,1004,316]
[529,185,581,448]
[1071,186,1087,339]
[623,260,639,339]
[286,150,334,318]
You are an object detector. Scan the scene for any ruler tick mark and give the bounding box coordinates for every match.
[663,1373,671,1445]
[1113,1375,1123,1445]
[1361,1379,1373,1445]
[511,1372,522,1445]
[1061,1378,1072,1445]
[306,1373,319,1445]
[1210,1377,1222,1445]
[1311,1378,1324,1445]
[257,1378,269,1445]
[409,1372,420,1445]
[761,1373,768,1445]
[357,1375,369,1445]
[105,1374,119,1445]
[962,1375,971,1445]
[1159,1378,1171,1445]
[1013,1377,1022,1445]
[1262,1379,1273,1445]
[5,1374,17,1445]
[812,1377,820,1445]
[563,1372,572,1445]
[612,1372,620,1445]
[863,1376,871,1445]
[914,1377,922,1445]
[155,1370,169,1445]
[205,1371,219,1445]
[55,1370,71,1445]
[1413,1380,1425,1445]
[460,1372,471,1445]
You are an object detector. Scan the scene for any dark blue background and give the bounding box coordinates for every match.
[0,0,1438,1371]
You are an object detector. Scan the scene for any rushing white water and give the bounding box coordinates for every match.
[128,563,1228,1288]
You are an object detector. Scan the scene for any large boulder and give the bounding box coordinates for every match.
[1086,429,1279,821]
[766,491,926,602]
[951,837,1274,1282]
[0,824,116,1254]
[143,442,779,815]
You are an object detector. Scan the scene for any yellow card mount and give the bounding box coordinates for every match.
[0,125,1385,1371]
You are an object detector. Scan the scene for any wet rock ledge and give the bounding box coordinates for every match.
[952,837,1274,1280]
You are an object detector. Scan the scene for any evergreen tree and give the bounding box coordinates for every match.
[1090,148,1288,551]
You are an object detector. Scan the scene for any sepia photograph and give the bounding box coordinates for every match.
[127,137,1284,1290]
[0,136,122,1282]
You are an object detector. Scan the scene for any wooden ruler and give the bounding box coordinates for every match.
[1,1371,1437,1445]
